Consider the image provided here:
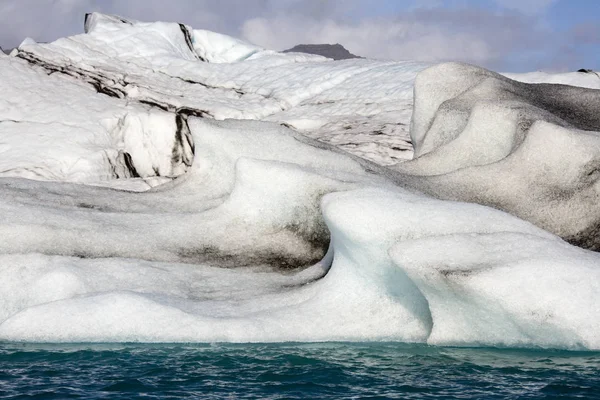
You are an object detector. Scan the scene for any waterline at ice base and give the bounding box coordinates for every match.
[1,12,600,350]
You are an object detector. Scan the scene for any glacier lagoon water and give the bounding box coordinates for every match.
[1,343,599,399]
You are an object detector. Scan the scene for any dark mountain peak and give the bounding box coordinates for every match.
[283,43,362,60]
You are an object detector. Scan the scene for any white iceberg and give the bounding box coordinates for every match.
[0,13,599,350]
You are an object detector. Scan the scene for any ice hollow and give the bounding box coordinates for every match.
[400,62,600,250]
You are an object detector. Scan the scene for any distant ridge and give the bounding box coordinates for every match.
[283,43,362,60]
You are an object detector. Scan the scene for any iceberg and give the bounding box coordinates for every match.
[0,13,599,349]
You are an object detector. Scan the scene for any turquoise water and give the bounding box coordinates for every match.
[1,343,599,399]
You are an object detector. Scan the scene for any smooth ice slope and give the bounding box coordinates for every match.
[191,30,266,63]
[393,233,600,349]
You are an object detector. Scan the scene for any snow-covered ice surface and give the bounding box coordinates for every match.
[1,13,600,349]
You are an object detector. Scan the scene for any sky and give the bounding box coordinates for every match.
[0,0,598,72]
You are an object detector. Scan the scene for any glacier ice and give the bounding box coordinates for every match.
[0,53,193,187]
[0,13,599,349]
[400,62,600,250]
[393,232,600,349]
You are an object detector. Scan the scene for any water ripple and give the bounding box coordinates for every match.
[1,343,599,399]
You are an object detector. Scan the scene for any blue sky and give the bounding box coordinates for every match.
[0,0,598,72]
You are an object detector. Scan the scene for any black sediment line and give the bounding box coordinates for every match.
[89,81,125,98]
[17,48,247,104]
[16,51,126,99]
[169,75,246,97]
[138,98,212,119]
[177,246,328,271]
[138,99,171,112]
[173,113,195,168]
[177,107,210,118]
[179,23,206,62]
[122,152,140,178]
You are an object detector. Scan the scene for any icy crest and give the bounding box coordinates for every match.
[0,14,599,349]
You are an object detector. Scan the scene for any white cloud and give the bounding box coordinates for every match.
[0,0,588,71]
[242,13,520,67]
[0,0,245,48]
